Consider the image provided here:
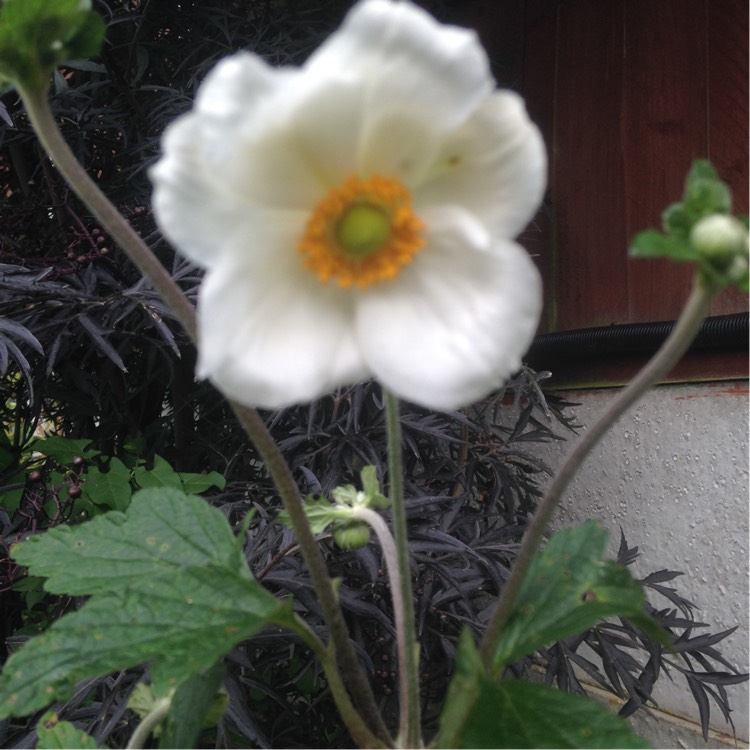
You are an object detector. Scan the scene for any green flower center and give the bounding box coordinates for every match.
[297,174,425,289]
[336,204,391,258]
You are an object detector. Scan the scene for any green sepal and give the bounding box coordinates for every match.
[630,229,697,261]
[0,0,105,92]
[278,494,353,535]
[681,160,732,221]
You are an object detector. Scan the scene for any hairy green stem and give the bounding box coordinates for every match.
[126,697,171,749]
[20,85,198,342]
[479,280,716,668]
[285,614,388,749]
[351,505,410,743]
[384,391,422,748]
[21,83,390,746]
[231,402,391,745]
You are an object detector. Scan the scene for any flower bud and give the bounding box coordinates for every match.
[333,521,371,550]
[690,214,748,266]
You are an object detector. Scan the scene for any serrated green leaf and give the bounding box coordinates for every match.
[36,711,100,749]
[134,455,182,491]
[0,489,294,718]
[11,488,242,595]
[31,436,99,464]
[436,632,648,749]
[453,680,649,748]
[82,457,132,510]
[494,521,665,670]
[179,470,226,494]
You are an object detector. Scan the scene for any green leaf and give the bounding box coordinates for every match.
[160,661,228,748]
[134,455,183,491]
[0,468,26,514]
[630,229,696,261]
[11,488,242,595]
[31,436,99,464]
[36,711,99,749]
[0,0,105,91]
[682,160,732,220]
[0,489,294,718]
[436,632,649,749]
[179,470,226,494]
[82,457,132,510]
[493,521,665,670]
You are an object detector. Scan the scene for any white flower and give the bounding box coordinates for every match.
[150,0,546,411]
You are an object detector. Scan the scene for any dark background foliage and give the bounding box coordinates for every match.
[0,1,746,747]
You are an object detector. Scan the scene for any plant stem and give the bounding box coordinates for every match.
[126,697,171,749]
[351,505,411,744]
[21,84,390,746]
[384,391,422,748]
[478,280,716,669]
[231,402,391,745]
[285,613,388,749]
[20,85,197,342]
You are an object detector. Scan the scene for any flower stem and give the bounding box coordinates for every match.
[351,506,411,744]
[21,83,390,747]
[383,391,422,748]
[19,85,198,342]
[126,697,171,749]
[285,613,388,749]
[231,402,392,745]
[478,279,716,669]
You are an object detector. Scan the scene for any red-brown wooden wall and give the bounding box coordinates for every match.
[455,0,748,333]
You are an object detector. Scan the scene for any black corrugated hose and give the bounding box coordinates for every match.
[527,312,749,360]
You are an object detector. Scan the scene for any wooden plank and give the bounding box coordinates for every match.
[707,0,749,317]
[551,0,629,330]
[622,0,708,322]
[522,0,559,331]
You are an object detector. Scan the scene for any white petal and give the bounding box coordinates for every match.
[357,208,542,410]
[150,115,252,267]
[307,0,494,184]
[196,233,369,409]
[189,54,327,209]
[415,91,547,238]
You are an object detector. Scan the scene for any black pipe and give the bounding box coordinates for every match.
[527,312,748,361]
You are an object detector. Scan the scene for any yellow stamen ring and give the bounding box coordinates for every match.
[298,175,425,289]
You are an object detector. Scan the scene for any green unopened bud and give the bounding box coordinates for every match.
[690,214,748,265]
[333,521,371,550]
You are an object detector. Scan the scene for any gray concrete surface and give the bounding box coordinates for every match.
[529,381,749,745]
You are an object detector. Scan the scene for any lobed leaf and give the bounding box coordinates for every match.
[436,631,649,749]
[0,489,293,718]
[493,521,666,670]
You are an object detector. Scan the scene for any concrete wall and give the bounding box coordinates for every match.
[531,381,749,744]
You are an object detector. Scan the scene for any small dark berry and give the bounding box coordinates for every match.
[28,470,42,483]
[68,486,82,499]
